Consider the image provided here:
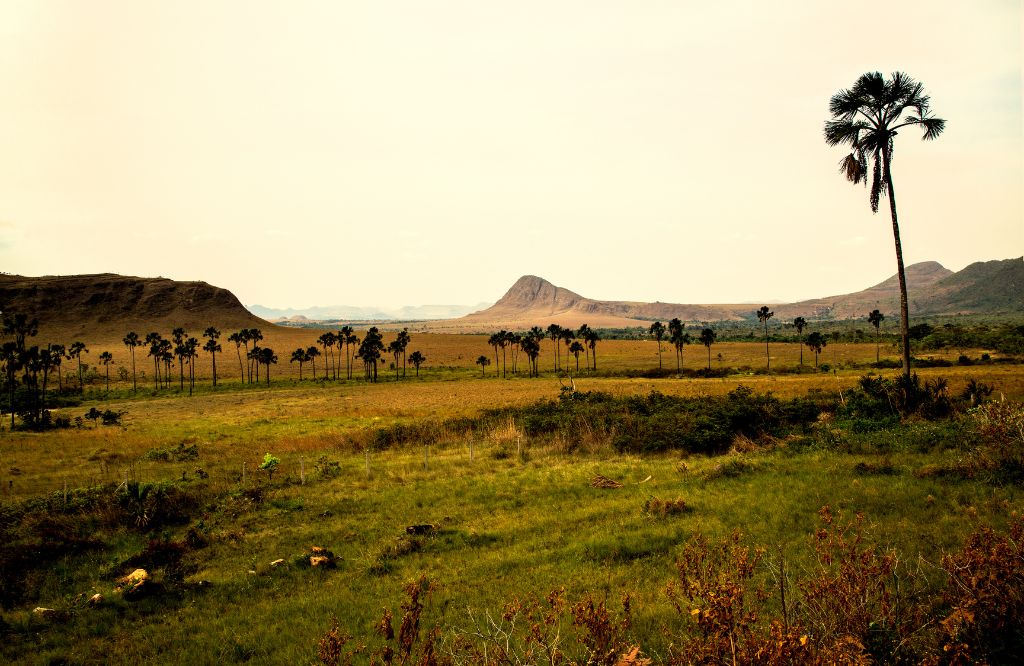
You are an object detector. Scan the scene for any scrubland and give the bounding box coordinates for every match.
[2,336,1023,664]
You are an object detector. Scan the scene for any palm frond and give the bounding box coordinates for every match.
[824,119,869,147]
[919,115,946,140]
[829,89,864,119]
[839,153,864,184]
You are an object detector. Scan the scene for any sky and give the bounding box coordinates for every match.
[0,1,1020,309]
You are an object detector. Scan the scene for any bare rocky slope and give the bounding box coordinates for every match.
[0,273,270,338]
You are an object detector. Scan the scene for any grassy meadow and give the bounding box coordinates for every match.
[2,330,1024,663]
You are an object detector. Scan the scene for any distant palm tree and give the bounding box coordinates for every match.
[49,343,65,392]
[668,318,687,372]
[172,328,187,391]
[793,317,807,367]
[68,341,88,391]
[259,347,277,384]
[521,336,541,377]
[98,351,113,393]
[388,339,402,380]
[488,332,503,377]
[559,328,575,374]
[757,306,774,370]
[248,329,264,383]
[306,346,321,380]
[395,328,412,377]
[868,309,885,363]
[699,328,717,370]
[475,355,491,377]
[356,327,384,382]
[583,328,600,371]
[123,332,140,392]
[568,340,584,372]
[547,324,562,371]
[227,331,245,384]
[145,333,162,390]
[805,332,827,368]
[577,324,592,370]
[290,347,308,380]
[408,351,425,377]
[344,329,359,380]
[318,332,336,380]
[825,71,945,389]
[1,343,19,428]
[649,322,666,369]
[203,327,221,387]
[184,337,200,395]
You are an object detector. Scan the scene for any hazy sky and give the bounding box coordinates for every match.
[1,1,1020,309]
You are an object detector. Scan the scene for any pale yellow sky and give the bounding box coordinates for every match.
[0,1,1020,309]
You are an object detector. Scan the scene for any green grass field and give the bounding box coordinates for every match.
[2,338,1023,664]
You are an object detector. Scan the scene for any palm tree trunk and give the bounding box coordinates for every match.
[764,322,770,370]
[236,346,244,383]
[882,146,912,390]
[130,349,137,391]
[875,328,880,363]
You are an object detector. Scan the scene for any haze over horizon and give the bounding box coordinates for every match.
[1,1,1020,310]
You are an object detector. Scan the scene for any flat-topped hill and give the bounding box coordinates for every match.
[0,273,270,338]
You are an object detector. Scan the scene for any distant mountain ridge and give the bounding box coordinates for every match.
[248,302,491,322]
[448,258,1023,330]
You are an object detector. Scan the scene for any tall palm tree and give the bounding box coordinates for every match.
[184,337,200,395]
[49,343,65,392]
[700,328,717,370]
[1,342,19,428]
[757,306,774,370]
[356,327,384,382]
[868,309,885,363]
[172,328,187,391]
[649,322,666,369]
[123,332,140,392]
[488,333,503,377]
[825,71,945,388]
[98,351,113,393]
[793,317,807,367]
[584,328,600,371]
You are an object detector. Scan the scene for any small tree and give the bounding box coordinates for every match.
[568,340,584,372]
[868,309,885,363]
[475,355,491,377]
[806,331,827,368]
[306,346,321,380]
[408,351,425,377]
[260,453,280,481]
[290,347,308,380]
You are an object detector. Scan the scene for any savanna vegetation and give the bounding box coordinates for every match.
[2,71,1022,664]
